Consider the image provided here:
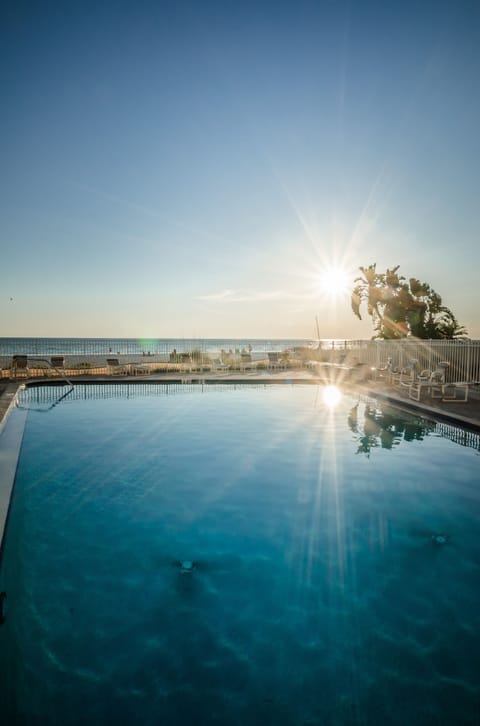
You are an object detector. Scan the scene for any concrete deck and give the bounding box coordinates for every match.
[358,379,480,431]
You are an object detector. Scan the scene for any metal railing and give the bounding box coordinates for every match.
[12,358,75,409]
[435,421,480,452]
[27,358,74,388]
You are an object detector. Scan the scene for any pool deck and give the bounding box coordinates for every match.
[357,379,480,431]
[1,370,479,431]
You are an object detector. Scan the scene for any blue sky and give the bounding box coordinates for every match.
[1,0,479,339]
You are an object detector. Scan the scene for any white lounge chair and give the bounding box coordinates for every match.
[130,362,151,376]
[388,364,403,385]
[409,367,446,401]
[373,357,392,381]
[169,350,192,371]
[210,358,229,374]
[106,358,129,375]
[416,369,432,383]
[440,382,470,403]
[399,359,418,388]
[9,355,30,379]
[267,352,281,370]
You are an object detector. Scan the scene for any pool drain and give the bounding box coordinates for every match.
[173,560,197,574]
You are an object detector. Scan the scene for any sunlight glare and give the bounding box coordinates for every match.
[322,385,342,408]
[318,267,350,297]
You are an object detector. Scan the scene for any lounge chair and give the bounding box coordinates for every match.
[169,352,192,372]
[239,353,256,372]
[106,357,129,375]
[267,352,280,370]
[370,356,398,384]
[210,358,229,374]
[10,355,30,379]
[441,382,470,402]
[387,364,402,385]
[416,369,432,383]
[409,367,446,401]
[130,362,151,376]
[373,357,392,381]
[399,359,418,388]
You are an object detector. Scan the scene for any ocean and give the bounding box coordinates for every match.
[0,337,315,357]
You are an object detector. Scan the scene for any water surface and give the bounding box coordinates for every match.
[1,384,479,725]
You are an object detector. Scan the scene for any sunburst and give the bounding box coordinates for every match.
[318,266,350,298]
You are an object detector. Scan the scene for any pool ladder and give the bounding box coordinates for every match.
[28,357,74,389]
[15,357,75,410]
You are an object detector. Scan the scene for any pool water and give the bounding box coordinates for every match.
[0,383,479,725]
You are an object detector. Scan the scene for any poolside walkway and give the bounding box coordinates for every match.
[0,370,479,431]
[357,379,480,431]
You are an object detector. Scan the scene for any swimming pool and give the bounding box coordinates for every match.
[1,383,479,725]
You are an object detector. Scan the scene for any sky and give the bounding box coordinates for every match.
[1,0,479,340]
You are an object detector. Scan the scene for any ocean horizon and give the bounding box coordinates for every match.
[0,336,318,357]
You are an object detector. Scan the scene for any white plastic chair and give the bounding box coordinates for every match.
[106,358,129,375]
[409,367,446,401]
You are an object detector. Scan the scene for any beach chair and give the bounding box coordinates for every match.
[49,356,65,377]
[210,358,229,374]
[267,352,280,370]
[106,358,129,375]
[441,382,470,403]
[278,351,291,370]
[399,359,418,388]
[179,353,193,372]
[10,355,30,379]
[409,366,446,401]
[167,352,191,372]
[417,369,432,384]
[387,364,402,385]
[373,357,392,381]
[130,362,151,376]
[239,353,255,372]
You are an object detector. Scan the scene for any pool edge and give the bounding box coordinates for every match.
[0,388,28,560]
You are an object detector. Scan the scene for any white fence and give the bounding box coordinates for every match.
[1,338,479,384]
[317,339,480,383]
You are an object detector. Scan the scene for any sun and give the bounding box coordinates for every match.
[318,266,350,297]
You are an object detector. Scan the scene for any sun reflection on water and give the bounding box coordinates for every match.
[322,384,342,408]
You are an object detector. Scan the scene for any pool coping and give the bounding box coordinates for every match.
[0,382,23,434]
[0,387,27,560]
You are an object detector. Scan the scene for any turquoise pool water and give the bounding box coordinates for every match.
[0,383,479,725]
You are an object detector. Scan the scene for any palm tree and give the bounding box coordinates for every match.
[351,264,468,339]
[351,263,410,339]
